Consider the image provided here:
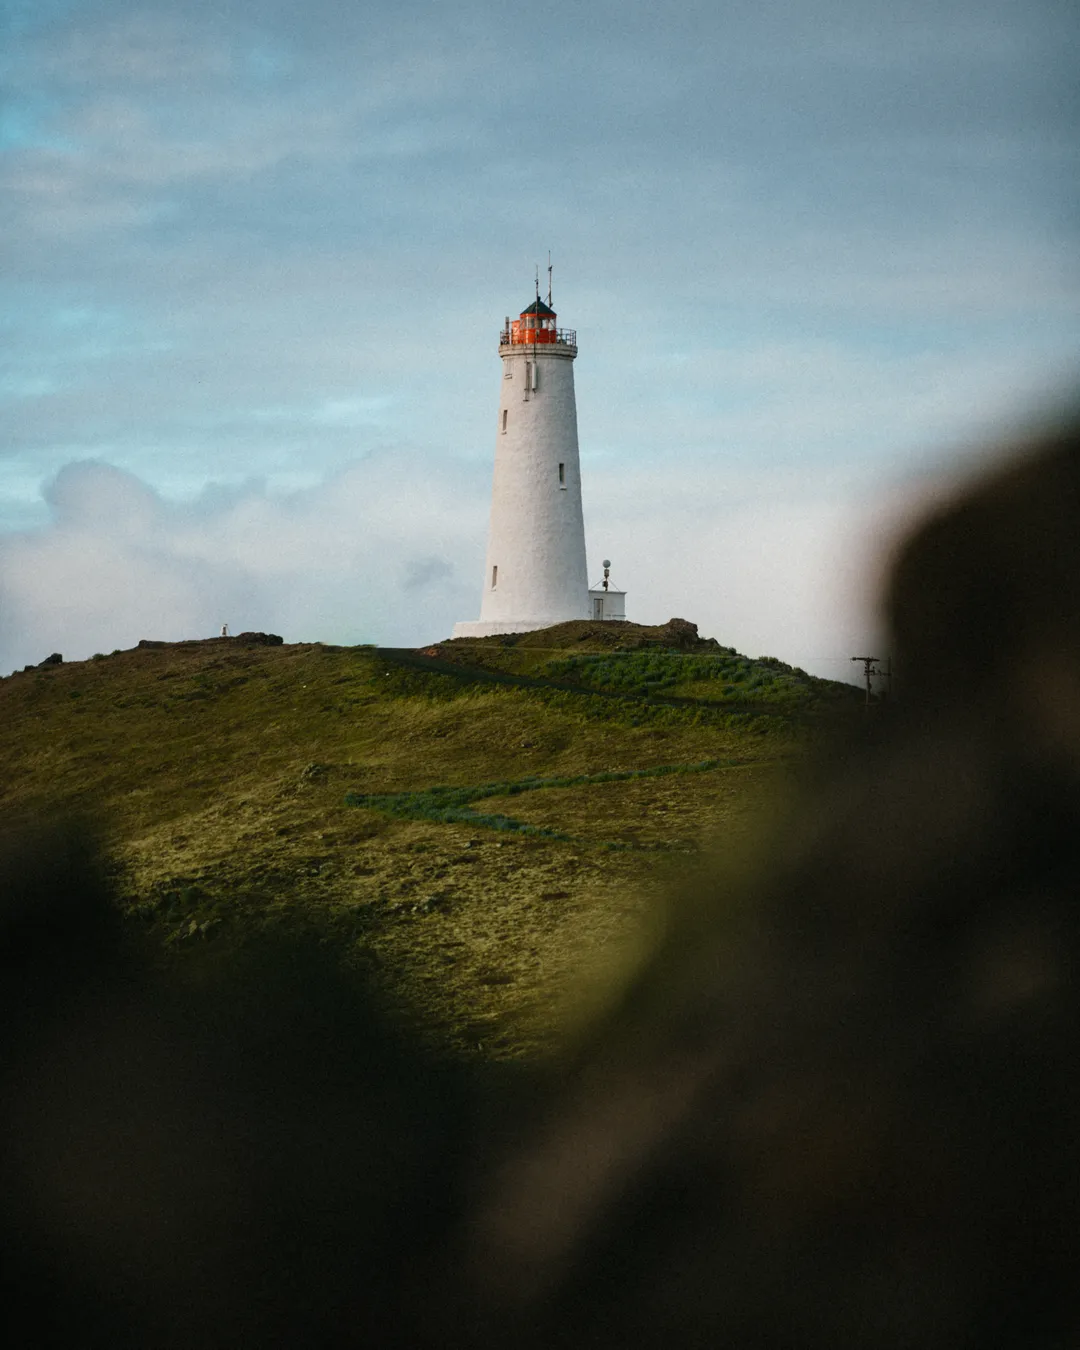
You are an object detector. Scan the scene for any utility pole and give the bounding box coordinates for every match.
[878,656,892,703]
[851,655,881,708]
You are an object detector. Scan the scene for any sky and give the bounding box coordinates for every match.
[2,0,1078,680]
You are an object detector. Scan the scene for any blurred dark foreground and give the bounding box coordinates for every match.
[3,417,1079,1349]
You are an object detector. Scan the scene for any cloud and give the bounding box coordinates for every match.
[44,459,161,531]
[582,456,927,678]
[0,447,956,684]
[0,455,488,672]
[403,557,454,592]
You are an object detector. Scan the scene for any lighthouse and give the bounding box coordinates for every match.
[453,287,591,638]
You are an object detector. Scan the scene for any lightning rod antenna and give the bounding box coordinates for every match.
[547,251,553,307]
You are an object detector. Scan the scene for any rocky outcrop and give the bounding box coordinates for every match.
[652,617,700,649]
[437,616,723,654]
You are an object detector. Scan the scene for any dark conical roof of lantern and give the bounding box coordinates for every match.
[521,298,556,316]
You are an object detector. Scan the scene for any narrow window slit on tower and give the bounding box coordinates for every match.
[491,565,497,589]
[558,462,566,487]
[501,409,507,432]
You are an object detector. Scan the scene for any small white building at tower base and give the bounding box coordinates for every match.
[588,586,626,621]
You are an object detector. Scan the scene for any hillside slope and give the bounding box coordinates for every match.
[1,624,858,1057]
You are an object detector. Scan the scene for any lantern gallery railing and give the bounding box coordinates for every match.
[500,327,577,350]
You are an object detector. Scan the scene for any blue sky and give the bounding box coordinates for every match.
[2,0,1078,677]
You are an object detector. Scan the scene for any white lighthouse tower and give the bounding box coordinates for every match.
[453,285,591,638]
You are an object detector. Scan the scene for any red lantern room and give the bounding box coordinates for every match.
[508,298,558,345]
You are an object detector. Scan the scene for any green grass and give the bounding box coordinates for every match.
[0,627,858,1059]
[539,648,829,707]
[345,758,748,838]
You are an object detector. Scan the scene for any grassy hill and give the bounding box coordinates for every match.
[0,620,860,1059]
